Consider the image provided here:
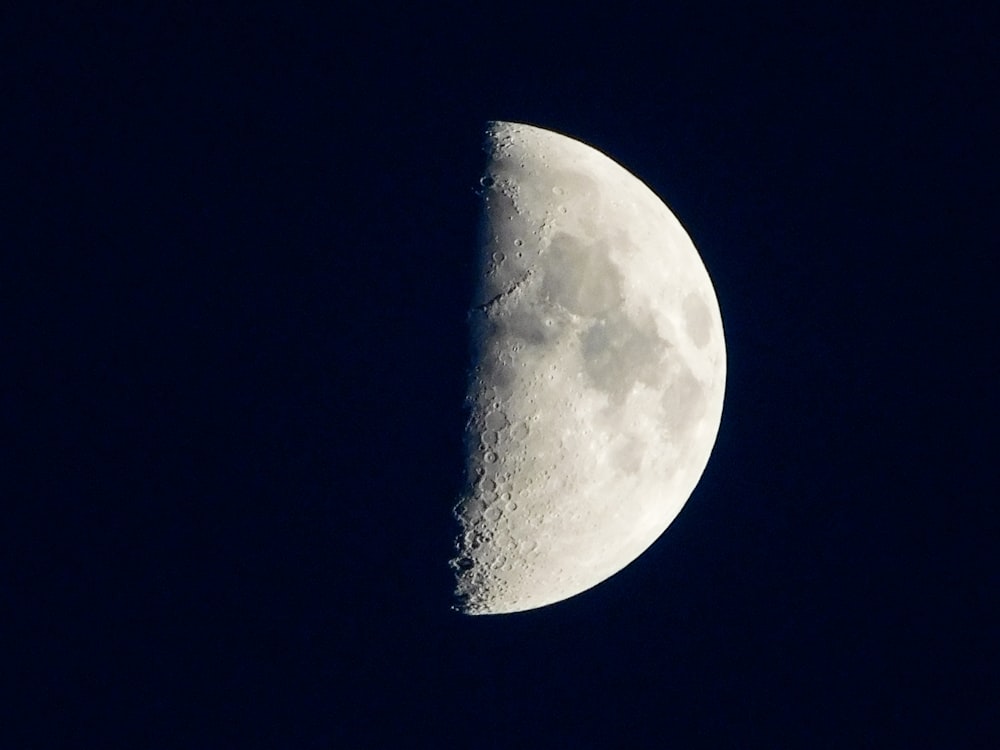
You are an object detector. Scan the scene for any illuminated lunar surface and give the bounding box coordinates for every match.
[451,121,726,615]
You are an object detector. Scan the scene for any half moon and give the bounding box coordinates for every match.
[451,121,726,615]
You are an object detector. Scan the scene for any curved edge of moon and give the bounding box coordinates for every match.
[451,121,726,615]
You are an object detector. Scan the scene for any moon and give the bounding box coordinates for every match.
[451,121,726,615]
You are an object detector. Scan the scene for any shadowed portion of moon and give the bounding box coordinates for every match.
[451,121,726,615]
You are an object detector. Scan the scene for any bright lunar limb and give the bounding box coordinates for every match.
[451,121,726,615]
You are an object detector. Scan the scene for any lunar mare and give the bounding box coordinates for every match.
[451,122,726,615]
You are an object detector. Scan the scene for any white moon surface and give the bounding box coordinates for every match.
[451,121,726,615]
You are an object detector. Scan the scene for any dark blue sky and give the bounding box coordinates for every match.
[7,4,996,747]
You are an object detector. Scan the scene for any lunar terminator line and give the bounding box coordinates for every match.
[451,122,726,614]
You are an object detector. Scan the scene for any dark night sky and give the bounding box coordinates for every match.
[6,3,997,747]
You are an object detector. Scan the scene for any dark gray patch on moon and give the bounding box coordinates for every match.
[540,234,623,316]
[498,303,560,347]
[660,363,707,440]
[580,310,667,402]
[611,435,645,474]
[682,292,712,349]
